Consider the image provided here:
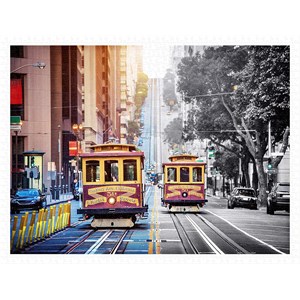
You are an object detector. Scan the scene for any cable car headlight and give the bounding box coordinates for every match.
[182,192,188,198]
[108,197,116,205]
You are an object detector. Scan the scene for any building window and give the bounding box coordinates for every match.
[10,75,24,120]
[11,46,24,58]
[123,160,137,181]
[105,160,119,182]
[86,160,100,182]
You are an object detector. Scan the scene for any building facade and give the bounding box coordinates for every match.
[10,45,143,193]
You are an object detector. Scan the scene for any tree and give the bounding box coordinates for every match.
[177,46,290,205]
[163,69,177,109]
[213,147,239,184]
[178,47,253,186]
[163,117,184,148]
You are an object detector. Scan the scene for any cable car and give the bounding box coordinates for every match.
[160,154,207,212]
[77,143,147,228]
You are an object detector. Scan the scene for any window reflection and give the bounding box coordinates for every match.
[167,167,177,182]
[192,167,202,182]
[86,160,100,182]
[123,160,137,181]
[180,167,189,182]
[105,160,119,182]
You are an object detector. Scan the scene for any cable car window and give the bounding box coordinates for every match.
[86,160,100,182]
[167,167,177,182]
[192,167,202,182]
[180,167,189,182]
[123,159,137,181]
[105,160,119,182]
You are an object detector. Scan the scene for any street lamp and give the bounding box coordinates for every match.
[72,123,83,178]
[11,119,23,190]
[11,61,46,73]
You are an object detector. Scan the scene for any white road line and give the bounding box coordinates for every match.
[85,230,112,254]
[185,215,224,255]
[205,209,286,254]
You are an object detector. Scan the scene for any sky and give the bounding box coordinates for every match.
[142,44,172,78]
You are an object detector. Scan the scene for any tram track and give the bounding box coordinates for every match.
[64,229,129,254]
[170,212,250,254]
[170,213,199,254]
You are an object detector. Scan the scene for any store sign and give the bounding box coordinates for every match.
[69,141,78,156]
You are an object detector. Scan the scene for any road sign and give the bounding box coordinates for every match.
[271,152,284,157]
[11,116,21,124]
[267,168,277,174]
[10,124,21,131]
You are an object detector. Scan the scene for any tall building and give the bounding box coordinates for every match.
[10,46,51,192]
[10,45,143,193]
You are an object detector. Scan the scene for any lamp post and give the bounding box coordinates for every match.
[72,123,83,209]
[72,123,83,179]
[11,62,46,73]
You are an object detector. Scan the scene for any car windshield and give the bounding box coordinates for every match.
[237,189,255,197]
[16,189,39,197]
[277,184,290,193]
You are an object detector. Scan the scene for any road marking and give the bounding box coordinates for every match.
[155,187,161,254]
[185,215,224,254]
[85,230,112,254]
[205,209,287,254]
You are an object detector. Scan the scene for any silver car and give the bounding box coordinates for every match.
[267,182,290,215]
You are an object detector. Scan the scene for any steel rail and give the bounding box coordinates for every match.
[110,230,129,254]
[170,213,199,254]
[185,215,224,254]
[65,229,96,254]
[195,214,250,254]
[85,230,113,254]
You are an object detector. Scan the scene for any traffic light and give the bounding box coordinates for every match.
[208,146,215,159]
[267,157,273,169]
[31,156,35,167]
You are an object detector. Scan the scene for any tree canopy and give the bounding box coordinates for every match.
[176,46,290,204]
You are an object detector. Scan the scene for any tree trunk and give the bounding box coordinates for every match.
[241,154,251,187]
[256,158,268,206]
[252,160,258,191]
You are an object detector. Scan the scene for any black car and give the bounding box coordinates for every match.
[11,188,47,213]
[267,182,290,215]
[227,187,257,210]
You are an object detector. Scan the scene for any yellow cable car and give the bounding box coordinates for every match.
[77,144,147,227]
[161,154,207,212]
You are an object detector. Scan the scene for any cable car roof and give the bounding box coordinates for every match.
[168,154,199,162]
[80,143,144,157]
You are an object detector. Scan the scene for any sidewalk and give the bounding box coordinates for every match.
[46,192,74,206]
[207,192,228,201]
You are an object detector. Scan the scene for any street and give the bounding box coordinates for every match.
[10,77,290,255]
[12,185,289,254]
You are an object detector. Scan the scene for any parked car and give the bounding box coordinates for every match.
[267,182,290,215]
[227,187,257,210]
[11,188,47,213]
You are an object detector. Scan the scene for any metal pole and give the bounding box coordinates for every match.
[15,131,18,190]
[58,125,62,199]
[268,121,271,157]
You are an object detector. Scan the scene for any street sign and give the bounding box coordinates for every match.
[267,169,277,174]
[11,116,21,124]
[271,152,284,157]
[10,124,21,131]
